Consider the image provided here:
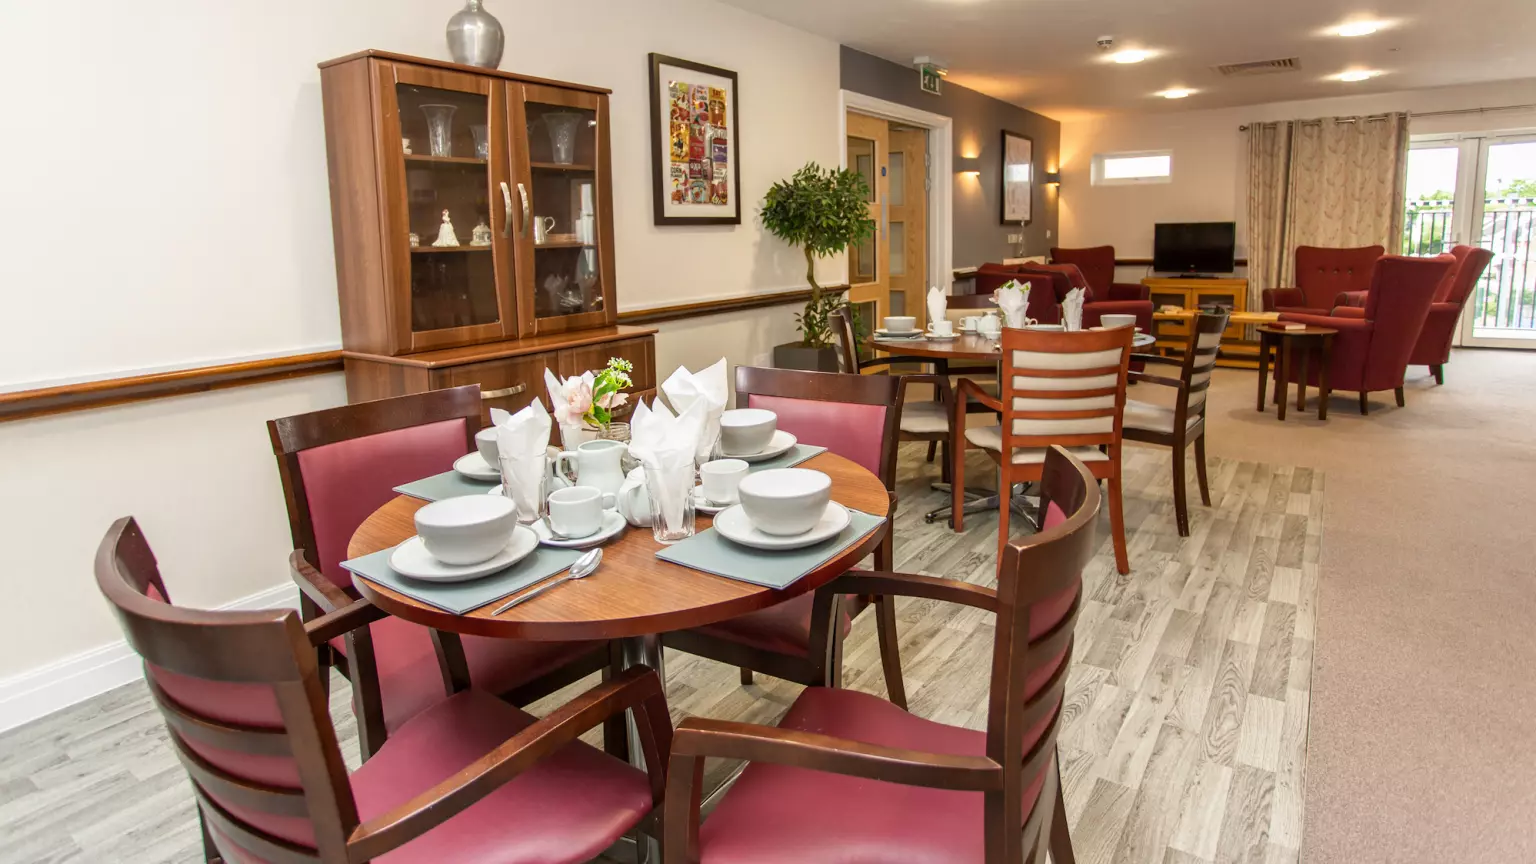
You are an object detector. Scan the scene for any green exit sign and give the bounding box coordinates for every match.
[919,64,942,95]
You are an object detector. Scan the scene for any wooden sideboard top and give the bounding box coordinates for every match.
[343,325,657,369]
[318,50,612,95]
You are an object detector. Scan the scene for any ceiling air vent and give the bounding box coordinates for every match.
[1214,57,1300,77]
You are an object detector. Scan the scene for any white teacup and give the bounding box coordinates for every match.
[547,485,616,539]
[1099,313,1138,330]
[882,315,916,333]
[928,320,954,336]
[960,316,981,332]
[475,426,499,465]
[701,459,749,506]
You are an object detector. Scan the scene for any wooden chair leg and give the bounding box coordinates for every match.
[926,440,937,463]
[996,466,1012,563]
[1358,392,1369,415]
[951,437,967,532]
[1171,438,1190,538]
[198,807,219,862]
[603,643,630,763]
[873,596,908,710]
[1049,756,1077,864]
[939,440,952,484]
[1108,474,1130,575]
[1194,434,1212,507]
[1395,385,1406,407]
[1431,363,1444,385]
[739,667,753,685]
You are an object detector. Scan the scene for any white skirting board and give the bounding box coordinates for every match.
[0,582,300,735]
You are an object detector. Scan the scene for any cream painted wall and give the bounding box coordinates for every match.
[1059,77,1536,282]
[0,0,840,694]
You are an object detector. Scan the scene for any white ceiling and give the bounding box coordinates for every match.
[715,0,1536,120]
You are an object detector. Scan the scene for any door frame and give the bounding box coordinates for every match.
[838,90,954,301]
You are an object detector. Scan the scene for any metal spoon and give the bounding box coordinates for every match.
[491,548,602,615]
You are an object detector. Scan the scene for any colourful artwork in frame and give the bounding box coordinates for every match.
[649,54,741,225]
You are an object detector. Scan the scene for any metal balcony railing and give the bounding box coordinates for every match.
[1402,198,1536,334]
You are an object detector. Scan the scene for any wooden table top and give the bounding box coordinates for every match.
[1256,324,1338,337]
[868,332,1001,360]
[347,452,891,641]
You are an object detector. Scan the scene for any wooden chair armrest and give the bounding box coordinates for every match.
[1130,353,1182,367]
[831,569,996,612]
[954,376,1002,412]
[1128,371,1186,390]
[288,550,354,614]
[897,373,954,408]
[348,665,671,860]
[304,597,388,646]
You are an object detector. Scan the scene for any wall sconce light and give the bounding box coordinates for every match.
[956,156,982,176]
[1044,171,1061,185]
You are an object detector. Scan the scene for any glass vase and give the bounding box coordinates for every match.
[421,104,458,157]
[544,112,583,164]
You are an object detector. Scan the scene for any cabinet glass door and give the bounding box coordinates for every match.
[509,83,614,335]
[386,66,515,351]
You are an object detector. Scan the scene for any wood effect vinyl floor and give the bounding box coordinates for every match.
[0,442,1321,864]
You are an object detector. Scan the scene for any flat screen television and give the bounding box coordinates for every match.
[1153,222,1236,274]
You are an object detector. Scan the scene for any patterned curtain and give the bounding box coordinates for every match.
[1245,112,1409,304]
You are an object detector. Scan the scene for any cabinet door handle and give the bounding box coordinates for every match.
[500,182,513,238]
[481,384,527,400]
[517,182,531,239]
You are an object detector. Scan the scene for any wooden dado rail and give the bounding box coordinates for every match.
[0,287,833,422]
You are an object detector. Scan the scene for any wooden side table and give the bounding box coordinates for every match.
[1256,325,1337,420]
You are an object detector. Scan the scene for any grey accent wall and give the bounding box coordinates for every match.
[840,46,1060,269]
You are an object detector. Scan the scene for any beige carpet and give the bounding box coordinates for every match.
[1185,349,1536,862]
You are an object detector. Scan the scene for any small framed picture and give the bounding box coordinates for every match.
[1001,130,1034,225]
[649,53,741,225]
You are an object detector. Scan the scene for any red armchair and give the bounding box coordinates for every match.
[1021,262,1153,332]
[1278,255,1455,414]
[1262,245,1383,314]
[1048,245,1155,328]
[972,262,1063,325]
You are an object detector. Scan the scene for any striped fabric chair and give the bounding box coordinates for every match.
[1123,311,1227,537]
[952,326,1132,574]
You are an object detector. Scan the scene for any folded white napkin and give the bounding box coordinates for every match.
[628,399,707,530]
[661,358,728,464]
[1063,287,1087,331]
[926,287,947,329]
[493,401,552,519]
[994,280,1032,329]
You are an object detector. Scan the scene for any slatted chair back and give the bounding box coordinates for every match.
[1178,311,1228,416]
[96,517,357,863]
[996,327,1133,456]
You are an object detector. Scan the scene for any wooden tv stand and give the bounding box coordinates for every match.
[1142,277,1258,368]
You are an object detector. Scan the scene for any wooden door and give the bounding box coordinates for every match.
[888,125,929,328]
[376,62,519,354]
[846,112,890,329]
[507,83,618,338]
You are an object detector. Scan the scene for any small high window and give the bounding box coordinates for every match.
[1092,151,1173,185]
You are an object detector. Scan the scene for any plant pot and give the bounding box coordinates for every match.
[773,342,840,372]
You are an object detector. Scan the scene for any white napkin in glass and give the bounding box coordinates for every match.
[1063,287,1087,331]
[661,358,728,464]
[926,287,948,329]
[628,399,707,529]
[994,280,1032,329]
[494,400,552,519]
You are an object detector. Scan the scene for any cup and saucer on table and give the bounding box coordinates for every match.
[452,427,504,481]
[693,458,748,514]
[874,315,923,340]
[712,468,852,551]
[924,319,958,341]
[533,485,626,548]
[389,495,539,582]
[717,409,797,463]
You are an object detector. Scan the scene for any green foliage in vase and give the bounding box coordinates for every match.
[585,358,633,429]
[761,162,877,348]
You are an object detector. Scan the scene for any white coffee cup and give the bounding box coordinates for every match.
[547,485,615,539]
[929,320,954,336]
[700,458,749,506]
[882,315,916,333]
[961,316,981,332]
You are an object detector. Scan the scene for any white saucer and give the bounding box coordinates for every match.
[532,510,626,548]
[692,486,730,515]
[924,331,959,341]
[875,327,922,336]
[725,430,799,463]
[389,527,538,582]
[712,501,851,551]
[453,452,500,482]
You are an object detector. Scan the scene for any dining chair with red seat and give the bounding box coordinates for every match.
[1261,244,1383,314]
[268,385,613,759]
[661,366,909,709]
[663,445,1099,864]
[952,326,1133,574]
[1278,254,1456,413]
[96,516,670,864]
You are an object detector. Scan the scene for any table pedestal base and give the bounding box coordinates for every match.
[923,481,1038,528]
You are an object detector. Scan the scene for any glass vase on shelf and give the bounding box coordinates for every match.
[544,112,584,164]
[421,104,458,157]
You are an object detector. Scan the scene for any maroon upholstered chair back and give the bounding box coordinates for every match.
[269,387,482,588]
[1294,245,1382,309]
[1362,255,1455,383]
[1049,246,1116,298]
[735,366,902,488]
[1442,245,1495,306]
[974,263,1025,296]
[96,517,356,858]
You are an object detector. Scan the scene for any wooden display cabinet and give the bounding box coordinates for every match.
[1142,277,1259,368]
[319,51,650,409]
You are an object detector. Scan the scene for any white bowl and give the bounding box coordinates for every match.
[882,316,917,332]
[475,426,500,466]
[413,495,517,566]
[1099,313,1137,330]
[719,408,778,457]
[737,468,832,536]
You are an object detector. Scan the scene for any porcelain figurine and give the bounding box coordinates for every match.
[470,218,492,246]
[432,209,460,247]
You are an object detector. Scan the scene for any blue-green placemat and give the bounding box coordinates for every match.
[341,542,582,615]
[744,444,827,473]
[394,469,496,502]
[654,508,885,590]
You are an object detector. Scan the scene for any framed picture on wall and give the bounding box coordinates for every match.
[648,53,741,225]
[1001,130,1033,225]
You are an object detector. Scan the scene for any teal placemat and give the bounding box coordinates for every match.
[394,469,496,502]
[655,508,886,590]
[744,444,827,473]
[341,543,582,615]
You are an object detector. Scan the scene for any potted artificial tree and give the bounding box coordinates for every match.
[761,162,875,371]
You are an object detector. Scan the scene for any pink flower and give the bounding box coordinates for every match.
[554,373,594,426]
[597,391,628,410]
